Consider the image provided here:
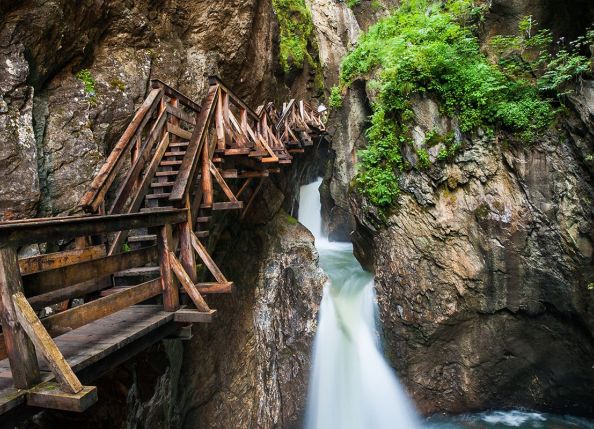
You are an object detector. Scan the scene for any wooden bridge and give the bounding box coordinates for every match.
[0,76,326,416]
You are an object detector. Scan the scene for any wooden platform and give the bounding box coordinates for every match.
[0,305,175,415]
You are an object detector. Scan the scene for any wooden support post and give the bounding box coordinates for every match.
[0,247,40,389]
[157,224,179,311]
[169,252,210,312]
[202,138,213,208]
[178,197,197,283]
[12,293,83,394]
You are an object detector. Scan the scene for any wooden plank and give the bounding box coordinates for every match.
[174,309,216,323]
[18,245,106,276]
[195,282,234,294]
[0,209,188,249]
[158,225,179,312]
[169,85,219,203]
[12,292,83,394]
[165,104,196,126]
[40,279,162,338]
[108,108,168,215]
[169,252,210,312]
[81,88,163,212]
[27,383,97,412]
[0,248,41,388]
[241,178,265,220]
[237,178,253,198]
[215,89,226,151]
[109,132,172,255]
[210,201,243,210]
[167,123,193,141]
[151,79,201,113]
[23,246,158,297]
[178,197,197,284]
[29,276,111,310]
[190,232,228,284]
[202,136,213,207]
[209,161,238,203]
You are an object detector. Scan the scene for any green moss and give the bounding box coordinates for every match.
[329,85,343,109]
[474,202,490,220]
[110,78,126,92]
[285,214,299,225]
[416,148,430,169]
[339,0,592,208]
[75,68,98,106]
[347,0,361,7]
[273,0,317,73]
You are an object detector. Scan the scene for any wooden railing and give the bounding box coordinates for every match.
[0,76,327,413]
[0,208,218,411]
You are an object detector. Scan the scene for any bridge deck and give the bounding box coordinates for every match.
[0,305,175,415]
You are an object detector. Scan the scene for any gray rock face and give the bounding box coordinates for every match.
[177,212,326,429]
[352,106,594,414]
[0,0,279,218]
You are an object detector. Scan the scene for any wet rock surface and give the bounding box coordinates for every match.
[352,101,594,415]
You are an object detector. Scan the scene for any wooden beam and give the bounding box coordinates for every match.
[23,246,158,297]
[12,292,83,394]
[174,308,216,323]
[169,84,219,203]
[18,245,106,276]
[169,252,210,312]
[28,383,98,412]
[167,123,193,141]
[166,104,196,126]
[209,161,239,203]
[151,79,202,113]
[241,178,265,220]
[190,232,228,284]
[108,132,172,255]
[195,282,234,294]
[80,88,163,212]
[158,225,179,311]
[0,247,40,388]
[28,276,111,310]
[0,209,188,249]
[202,136,213,208]
[178,197,197,284]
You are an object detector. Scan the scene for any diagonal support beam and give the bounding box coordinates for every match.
[169,251,210,312]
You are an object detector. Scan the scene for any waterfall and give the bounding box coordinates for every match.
[300,178,422,429]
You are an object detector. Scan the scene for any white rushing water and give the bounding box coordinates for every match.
[300,178,422,429]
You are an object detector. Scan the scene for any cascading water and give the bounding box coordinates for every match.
[300,178,422,429]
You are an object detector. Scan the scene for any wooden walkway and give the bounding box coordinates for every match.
[0,306,175,414]
[0,76,327,417]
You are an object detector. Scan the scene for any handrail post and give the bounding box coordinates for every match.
[178,196,197,284]
[0,247,41,388]
[157,224,179,311]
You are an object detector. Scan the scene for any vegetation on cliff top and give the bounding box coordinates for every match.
[272,0,317,73]
[336,0,593,207]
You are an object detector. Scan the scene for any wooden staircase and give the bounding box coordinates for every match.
[0,75,327,415]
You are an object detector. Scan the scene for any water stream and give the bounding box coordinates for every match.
[299,178,594,429]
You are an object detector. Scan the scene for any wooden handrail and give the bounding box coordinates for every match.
[151,79,202,113]
[0,209,188,248]
[80,88,163,213]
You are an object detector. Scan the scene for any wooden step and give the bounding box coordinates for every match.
[174,308,216,323]
[155,170,179,177]
[196,282,234,294]
[169,142,189,148]
[99,286,133,297]
[164,151,186,157]
[196,216,211,223]
[150,181,175,188]
[160,160,182,167]
[140,206,174,213]
[145,193,171,200]
[127,235,157,243]
[201,201,243,210]
[195,231,209,238]
[113,266,160,286]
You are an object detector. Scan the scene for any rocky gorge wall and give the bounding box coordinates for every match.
[1,1,327,428]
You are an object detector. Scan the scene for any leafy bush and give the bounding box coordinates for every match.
[75,69,97,106]
[272,0,316,73]
[339,0,591,207]
[329,85,343,109]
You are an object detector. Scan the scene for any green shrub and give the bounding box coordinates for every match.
[272,0,316,73]
[75,69,97,105]
[329,86,343,109]
[340,0,591,208]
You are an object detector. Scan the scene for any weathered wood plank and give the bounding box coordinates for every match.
[169,84,219,203]
[27,383,97,412]
[167,123,193,140]
[202,136,213,207]
[0,209,188,249]
[169,252,210,312]
[190,232,228,285]
[174,309,216,323]
[23,246,158,297]
[165,104,196,126]
[209,161,238,203]
[178,198,197,284]
[12,293,83,394]
[0,248,40,388]
[18,245,106,276]
[158,225,179,312]
[195,282,234,294]
[151,79,201,113]
[81,88,163,212]
[29,277,111,310]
